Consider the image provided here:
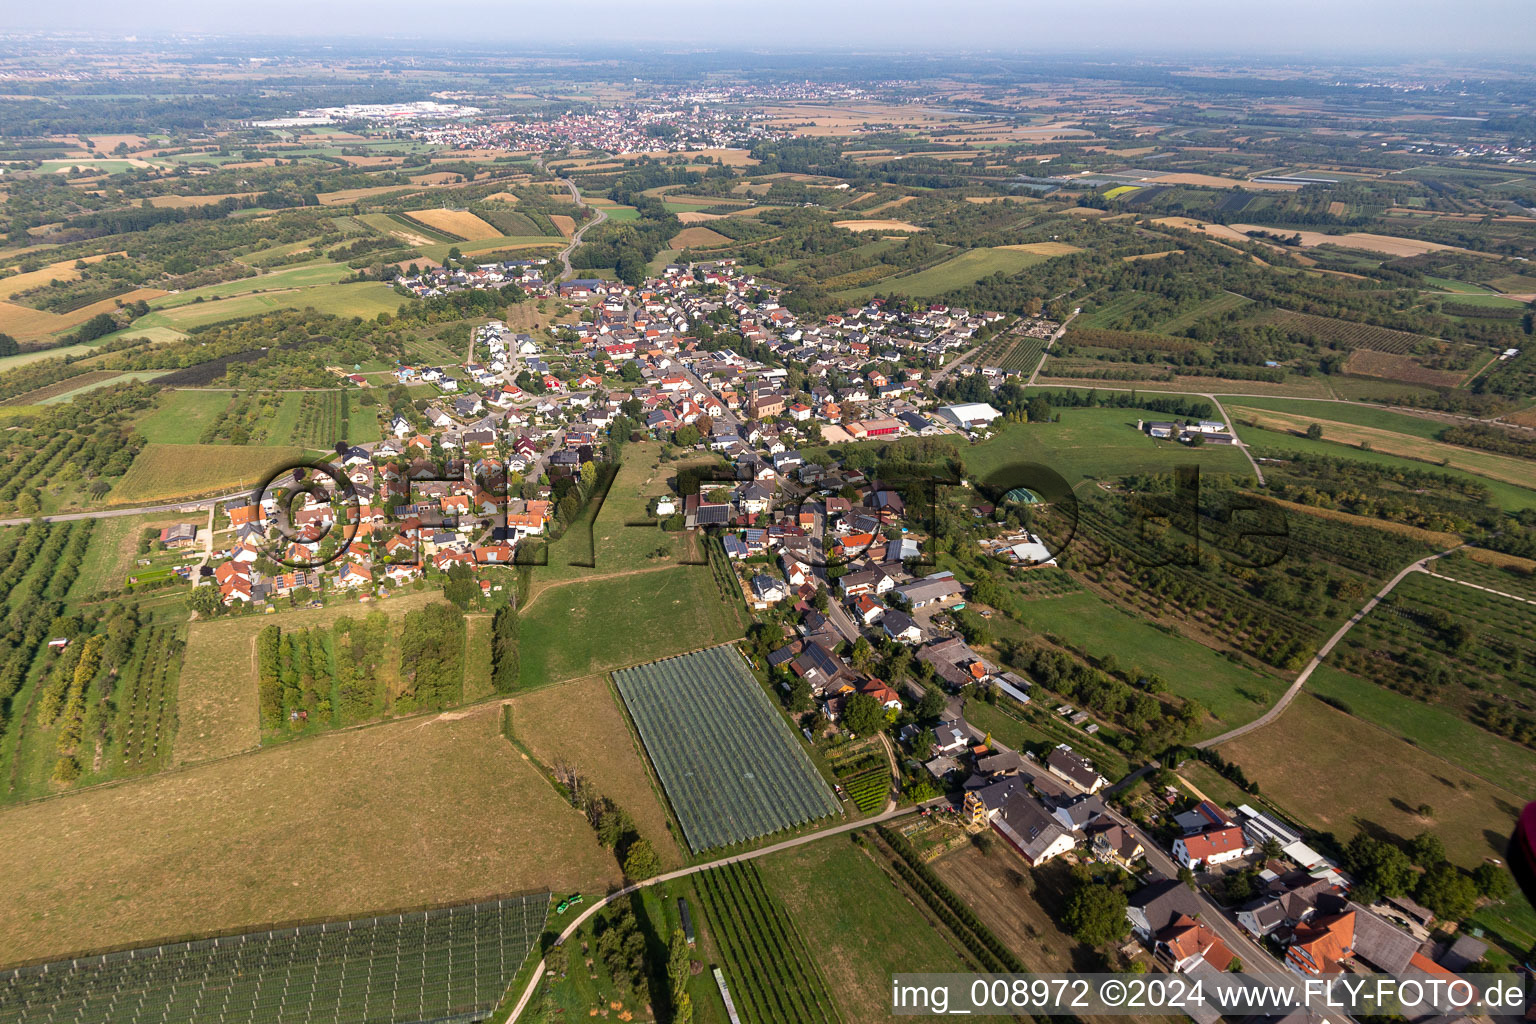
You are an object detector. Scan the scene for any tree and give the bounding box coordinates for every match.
[1408,831,1446,867]
[915,685,946,721]
[667,926,692,1022]
[1178,866,1197,891]
[1344,833,1415,898]
[1472,863,1514,901]
[1063,884,1129,947]
[850,636,876,674]
[787,675,814,714]
[1026,396,1053,423]
[1305,423,1323,440]
[622,838,661,880]
[842,693,884,737]
[1259,837,1284,861]
[1415,862,1478,921]
[186,585,222,617]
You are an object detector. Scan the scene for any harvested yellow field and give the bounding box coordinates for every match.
[481,191,519,204]
[146,192,259,209]
[0,301,71,340]
[0,251,121,301]
[861,195,917,214]
[316,185,421,206]
[460,240,562,258]
[965,195,1036,204]
[0,704,617,964]
[1229,225,1460,257]
[82,133,148,151]
[999,241,1082,256]
[670,226,731,248]
[402,208,501,241]
[674,210,724,223]
[1153,217,1257,244]
[549,214,576,238]
[833,219,924,232]
[408,171,461,184]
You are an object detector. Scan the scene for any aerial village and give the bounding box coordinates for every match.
[151,253,1487,988]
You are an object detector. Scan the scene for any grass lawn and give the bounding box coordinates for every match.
[1222,397,1445,440]
[135,282,403,331]
[757,834,979,1024]
[516,566,740,689]
[1305,664,1536,796]
[999,589,1286,738]
[68,511,202,600]
[1242,430,1536,512]
[1223,694,1524,869]
[0,703,617,965]
[531,443,695,584]
[507,674,685,868]
[838,247,1047,301]
[112,443,302,504]
[134,390,234,444]
[964,412,1254,485]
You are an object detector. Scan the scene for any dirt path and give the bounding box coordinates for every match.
[1195,543,1462,749]
[518,564,685,615]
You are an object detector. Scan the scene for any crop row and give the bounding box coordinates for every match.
[842,768,889,813]
[119,625,183,770]
[695,862,841,1024]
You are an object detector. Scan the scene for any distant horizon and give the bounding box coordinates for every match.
[4,0,1536,60]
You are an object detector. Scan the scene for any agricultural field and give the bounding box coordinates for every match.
[1223,694,1524,870]
[1305,664,1536,796]
[838,247,1048,300]
[1326,571,1536,751]
[0,894,549,1024]
[825,741,892,814]
[134,390,235,444]
[961,412,1253,485]
[133,282,403,331]
[516,566,740,688]
[1229,405,1536,488]
[757,837,983,1024]
[0,704,615,965]
[506,674,685,868]
[111,443,302,504]
[175,589,449,765]
[401,208,502,240]
[694,861,843,1024]
[612,645,840,852]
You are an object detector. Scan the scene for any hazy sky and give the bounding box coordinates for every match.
[9,0,1536,58]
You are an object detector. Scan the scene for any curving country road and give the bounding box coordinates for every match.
[552,177,606,282]
[502,802,924,1023]
[1195,542,1463,749]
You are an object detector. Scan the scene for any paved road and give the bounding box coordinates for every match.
[941,699,1289,983]
[553,178,607,282]
[503,802,924,1023]
[0,492,250,528]
[1195,543,1462,749]
[1203,393,1266,486]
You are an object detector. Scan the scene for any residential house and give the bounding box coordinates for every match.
[1173,826,1248,870]
[1046,745,1107,793]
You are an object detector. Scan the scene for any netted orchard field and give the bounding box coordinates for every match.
[0,894,548,1024]
[613,645,840,852]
